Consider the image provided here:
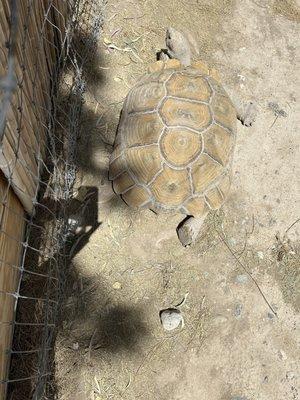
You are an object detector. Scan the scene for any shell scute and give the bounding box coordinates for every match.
[160,127,203,168]
[166,73,212,102]
[184,196,208,217]
[126,81,166,113]
[211,93,236,130]
[150,165,190,207]
[202,124,234,166]
[125,145,162,185]
[122,185,151,208]
[123,112,163,147]
[160,97,212,130]
[191,153,223,194]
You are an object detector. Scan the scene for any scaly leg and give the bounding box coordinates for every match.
[235,100,257,127]
[177,214,208,246]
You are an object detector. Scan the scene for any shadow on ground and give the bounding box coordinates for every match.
[6,15,144,399]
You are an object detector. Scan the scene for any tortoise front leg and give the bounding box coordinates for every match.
[177,213,208,246]
[235,100,257,127]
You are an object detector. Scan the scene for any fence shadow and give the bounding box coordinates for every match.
[6,6,150,398]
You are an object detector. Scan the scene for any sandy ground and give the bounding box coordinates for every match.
[55,1,300,399]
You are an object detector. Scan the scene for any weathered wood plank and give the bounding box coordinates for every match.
[0,173,25,399]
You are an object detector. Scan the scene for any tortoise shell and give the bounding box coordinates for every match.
[109,59,236,216]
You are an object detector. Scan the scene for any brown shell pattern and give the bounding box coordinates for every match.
[109,59,236,215]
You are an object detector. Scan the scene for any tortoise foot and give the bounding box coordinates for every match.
[237,101,257,127]
[177,215,207,246]
[157,49,170,61]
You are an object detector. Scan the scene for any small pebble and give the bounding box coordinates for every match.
[160,308,183,331]
[257,251,264,260]
[269,218,276,227]
[231,397,248,400]
[286,371,296,381]
[112,281,122,290]
[228,237,237,246]
[278,350,287,361]
[234,304,243,318]
[267,312,275,320]
[72,342,79,350]
[235,274,248,284]
[213,315,228,325]
[67,216,82,235]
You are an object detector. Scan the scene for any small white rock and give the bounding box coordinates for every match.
[228,237,237,246]
[160,308,183,331]
[72,342,79,350]
[235,274,248,284]
[213,315,228,325]
[112,281,122,290]
[278,349,287,360]
[257,251,264,260]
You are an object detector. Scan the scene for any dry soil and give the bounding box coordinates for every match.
[55,1,300,399]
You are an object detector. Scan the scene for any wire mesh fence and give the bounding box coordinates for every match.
[0,0,105,398]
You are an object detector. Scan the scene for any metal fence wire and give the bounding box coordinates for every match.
[0,0,105,398]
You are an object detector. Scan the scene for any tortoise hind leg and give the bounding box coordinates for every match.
[177,213,208,246]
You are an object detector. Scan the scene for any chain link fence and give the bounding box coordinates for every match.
[0,1,105,398]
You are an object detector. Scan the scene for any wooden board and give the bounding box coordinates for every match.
[0,173,25,399]
[0,1,68,396]
[0,0,68,213]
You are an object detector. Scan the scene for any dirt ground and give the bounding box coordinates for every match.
[55,1,300,399]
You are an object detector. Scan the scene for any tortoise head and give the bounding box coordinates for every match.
[165,27,191,67]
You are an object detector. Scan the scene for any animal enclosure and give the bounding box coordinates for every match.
[0,0,102,398]
[0,0,299,399]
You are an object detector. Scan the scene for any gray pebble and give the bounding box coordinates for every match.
[231,397,248,400]
[267,312,275,320]
[234,304,243,318]
[257,251,264,260]
[228,237,237,246]
[160,308,183,331]
[235,274,248,284]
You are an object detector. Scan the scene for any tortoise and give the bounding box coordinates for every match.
[109,28,256,245]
